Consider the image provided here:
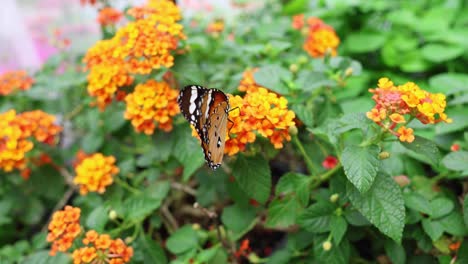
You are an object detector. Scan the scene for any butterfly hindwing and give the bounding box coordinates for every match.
[177,85,230,170]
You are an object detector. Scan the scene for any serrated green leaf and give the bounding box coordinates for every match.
[122,194,162,220]
[464,195,468,227]
[221,204,256,235]
[81,130,104,153]
[330,215,347,245]
[266,197,302,228]
[196,246,220,263]
[232,155,271,204]
[275,173,309,206]
[295,71,335,92]
[173,125,205,180]
[166,225,199,255]
[384,239,406,264]
[440,212,467,236]
[253,65,291,94]
[298,202,335,233]
[404,192,432,215]
[422,218,444,241]
[21,251,69,264]
[401,136,441,165]
[86,205,108,232]
[430,197,454,219]
[347,173,405,243]
[341,144,380,193]
[421,44,464,62]
[442,151,468,171]
[137,235,167,264]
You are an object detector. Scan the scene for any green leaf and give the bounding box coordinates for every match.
[313,236,351,264]
[464,195,468,227]
[232,155,271,204]
[456,239,468,264]
[122,194,162,220]
[421,44,464,63]
[298,202,335,233]
[422,218,444,241]
[86,205,108,232]
[442,151,468,171]
[430,197,454,219]
[81,130,104,153]
[404,192,432,215]
[345,32,387,53]
[166,225,199,255]
[401,136,441,166]
[253,65,291,94]
[21,251,69,264]
[221,204,256,235]
[173,125,205,181]
[266,197,302,228]
[137,235,167,264]
[275,172,310,206]
[341,144,380,193]
[295,71,335,92]
[435,108,468,135]
[429,73,468,95]
[384,239,406,264]
[347,173,405,243]
[330,215,347,245]
[440,212,467,236]
[196,246,220,263]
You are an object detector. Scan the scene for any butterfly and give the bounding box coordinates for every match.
[177,85,230,170]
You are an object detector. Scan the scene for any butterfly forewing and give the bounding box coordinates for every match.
[177,85,230,170]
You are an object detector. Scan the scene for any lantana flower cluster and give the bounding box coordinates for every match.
[72,230,134,264]
[73,153,120,195]
[225,69,296,155]
[47,206,82,256]
[124,80,180,134]
[366,77,451,143]
[83,0,186,110]
[97,7,123,26]
[0,70,34,95]
[0,110,61,173]
[292,15,340,58]
[47,206,133,263]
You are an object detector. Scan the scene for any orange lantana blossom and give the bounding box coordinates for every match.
[124,80,180,134]
[72,230,133,264]
[366,77,452,143]
[0,110,61,174]
[225,69,296,155]
[83,0,186,110]
[0,70,34,95]
[97,7,123,26]
[292,15,340,58]
[47,206,82,256]
[73,153,120,195]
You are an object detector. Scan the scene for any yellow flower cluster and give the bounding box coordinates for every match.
[83,0,186,110]
[0,110,61,173]
[124,80,180,134]
[225,70,296,155]
[73,153,120,195]
[367,77,451,143]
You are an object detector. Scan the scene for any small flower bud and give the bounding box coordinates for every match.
[301,27,309,36]
[330,193,339,203]
[108,210,117,220]
[298,55,308,65]
[288,125,298,136]
[124,236,134,244]
[192,223,201,230]
[289,64,299,73]
[393,175,410,187]
[451,143,460,152]
[379,151,390,160]
[345,67,353,77]
[322,241,332,251]
[247,253,261,263]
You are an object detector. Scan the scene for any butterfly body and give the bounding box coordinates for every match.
[177,85,230,170]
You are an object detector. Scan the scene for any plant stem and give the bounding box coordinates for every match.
[114,177,140,194]
[292,134,317,175]
[310,164,342,189]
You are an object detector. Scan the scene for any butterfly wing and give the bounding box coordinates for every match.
[177,85,209,142]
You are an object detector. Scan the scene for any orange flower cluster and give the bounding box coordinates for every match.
[83,0,186,109]
[206,20,224,35]
[225,70,296,155]
[0,70,34,95]
[292,15,340,58]
[124,80,179,134]
[97,7,123,26]
[73,153,120,195]
[47,206,82,256]
[366,77,452,143]
[72,230,133,264]
[0,110,61,173]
